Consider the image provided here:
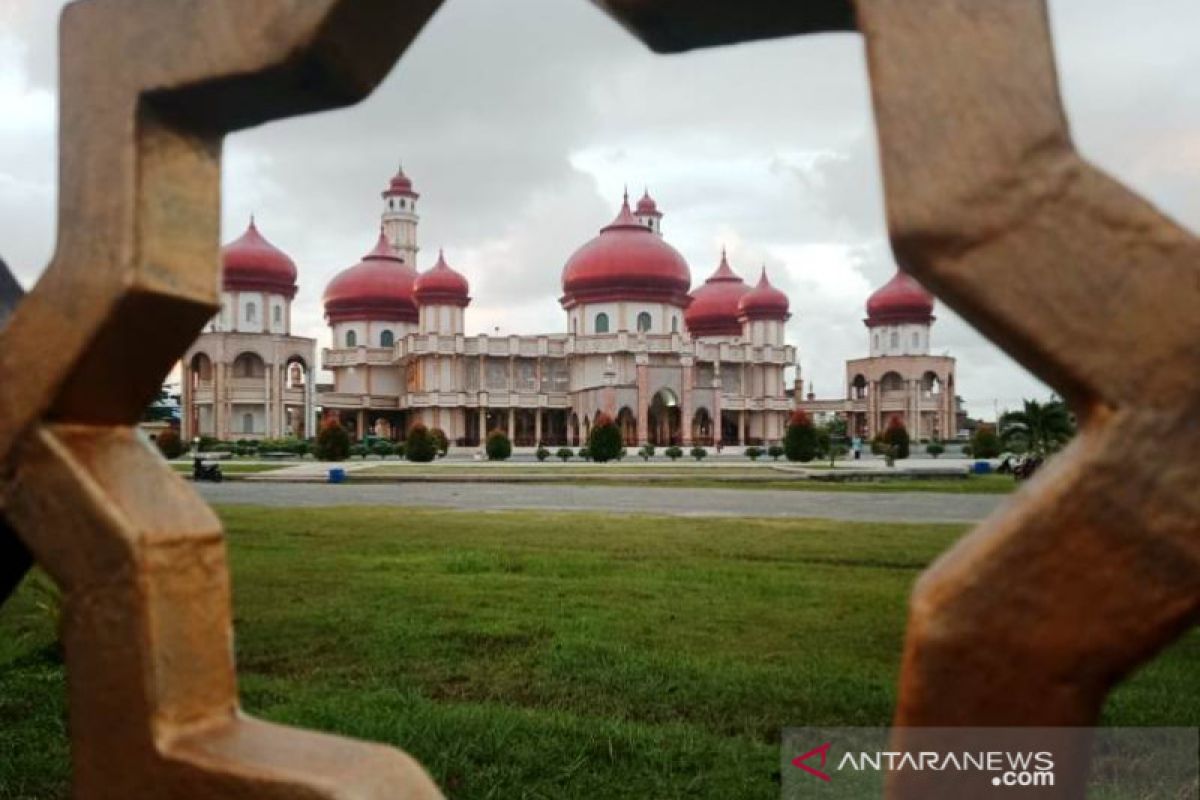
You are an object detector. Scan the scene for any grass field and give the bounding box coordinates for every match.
[169,462,286,475]
[1,507,1193,799]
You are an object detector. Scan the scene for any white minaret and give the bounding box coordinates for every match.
[634,188,663,235]
[381,164,420,266]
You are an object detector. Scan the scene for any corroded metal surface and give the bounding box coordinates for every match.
[606,0,1199,796]
[0,1,444,797]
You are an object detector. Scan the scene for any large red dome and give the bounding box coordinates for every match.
[221,219,297,298]
[865,269,934,326]
[323,231,418,324]
[560,195,691,308]
[738,267,790,321]
[414,249,470,307]
[684,250,748,337]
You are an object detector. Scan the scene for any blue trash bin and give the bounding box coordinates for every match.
[328,468,346,484]
[973,460,991,475]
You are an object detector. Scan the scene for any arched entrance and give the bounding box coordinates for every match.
[616,407,637,446]
[648,389,681,446]
[692,407,713,446]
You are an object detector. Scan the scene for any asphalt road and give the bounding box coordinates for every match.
[196,481,1005,523]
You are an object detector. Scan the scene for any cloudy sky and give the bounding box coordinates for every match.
[2,0,1198,419]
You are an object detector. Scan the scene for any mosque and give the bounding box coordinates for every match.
[179,165,958,447]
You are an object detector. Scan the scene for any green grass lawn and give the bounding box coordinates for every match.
[1,508,1193,799]
[169,462,287,475]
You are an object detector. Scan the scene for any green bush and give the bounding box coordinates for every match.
[536,444,550,462]
[784,410,818,462]
[690,446,707,461]
[587,412,623,463]
[406,424,438,463]
[430,427,450,457]
[293,440,310,459]
[372,441,394,459]
[578,447,591,461]
[315,419,351,462]
[744,446,763,461]
[556,447,573,462]
[767,445,784,461]
[350,444,368,459]
[926,441,945,459]
[486,429,512,461]
[882,417,910,460]
[638,444,655,461]
[664,446,682,461]
[971,426,1002,459]
[155,428,183,459]
[198,435,220,452]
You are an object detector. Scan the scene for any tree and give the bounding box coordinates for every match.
[926,441,945,458]
[784,410,818,462]
[372,441,394,459]
[882,416,910,460]
[430,427,450,457]
[406,423,437,462]
[486,429,512,461]
[638,444,655,461]
[999,398,1074,456]
[155,428,183,459]
[315,419,350,462]
[587,412,623,463]
[536,444,550,462]
[971,425,1002,459]
[690,446,707,461]
[556,447,573,462]
[745,446,763,461]
[767,445,784,461]
[664,446,682,461]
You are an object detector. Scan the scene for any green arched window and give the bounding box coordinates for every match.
[380,329,394,348]
[345,330,357,347]
[594,312,609,334]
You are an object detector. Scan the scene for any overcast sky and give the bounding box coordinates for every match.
[3,0,1198,419]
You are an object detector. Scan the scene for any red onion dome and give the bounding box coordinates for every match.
[560,194,691,308]
[865,268,934,326]
[382,164,419,199]
[684,249,749,337]
[635,189,661,218]
[221,218,298,298]
[414,249,470,307]
[738,267,791,321]
[323,231,419,324]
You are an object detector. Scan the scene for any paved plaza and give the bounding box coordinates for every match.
[197,480,1004,523]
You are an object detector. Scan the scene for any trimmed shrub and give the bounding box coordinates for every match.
[745,446,764,461]
[578,447,591,461]
[784,410,818,463]
[372,441,394,459]
[882,417,910,460]
[315,419,351,462]
[556,447,573,462]
[293,440,310,459]
[971,426,1002,459]
[536,444,550,462]
[587,412,623,463]
[767,445,784,461]
[430,427,450,457]
[406,423,438,463]
[926,441,945,459]
[155,428,184,459]
[690,446,707,461]
[664,446,683,461]
[350,444,368,459]
[638,444,655,461]
[486,429,512,461]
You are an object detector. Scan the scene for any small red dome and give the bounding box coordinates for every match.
[382,164,419,199]
[414,249,470,307]
[865,269,934,326]
[635,189,661,217]
[221,218,297,298]
[684,249,749,337]
[738,267,791,321]
[323,231,418,324]
[560,195,691,308]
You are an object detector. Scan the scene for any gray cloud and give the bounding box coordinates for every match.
[3,0,1198,418]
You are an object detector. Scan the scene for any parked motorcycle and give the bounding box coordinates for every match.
[192,456,223,482]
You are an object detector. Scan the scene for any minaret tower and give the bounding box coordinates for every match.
[634,188,663,235]
[381,164,420,266]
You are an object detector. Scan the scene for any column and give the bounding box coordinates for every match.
[681,361,694,447]
[356,408,366,441]
[636,362,649,446]
[738,409,746,446]
[534,408,542,445]
[478,405,486,444]
[181,363,192,440]
[713,370,723,446]
[507,407,515,441]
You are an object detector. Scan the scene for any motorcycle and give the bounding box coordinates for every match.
[192,456,223,482]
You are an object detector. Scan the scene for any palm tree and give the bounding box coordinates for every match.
[999,398,1074,456]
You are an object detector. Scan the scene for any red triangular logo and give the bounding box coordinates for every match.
[791,741,832,782]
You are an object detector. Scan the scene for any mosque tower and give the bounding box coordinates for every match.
[380,164,420,265]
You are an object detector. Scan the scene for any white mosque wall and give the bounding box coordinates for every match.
[869,322,931,357]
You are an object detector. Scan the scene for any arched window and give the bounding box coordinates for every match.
[242,413,254,434]
[231,352,266,379]
[380,329,394,348]
[245,302,257,323]
[890,331,899,349]
[594,312,609,334]
[636,311,652,332]
[912,331,920,348]
[873,333,879,351]
[273,305,282,324]
[572,317,577,335]
[671,316,678,333]
[346,330,357,347]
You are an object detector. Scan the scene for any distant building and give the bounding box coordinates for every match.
[317,167,797,447]
[180,221,316,441]
[797,269,959,441]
